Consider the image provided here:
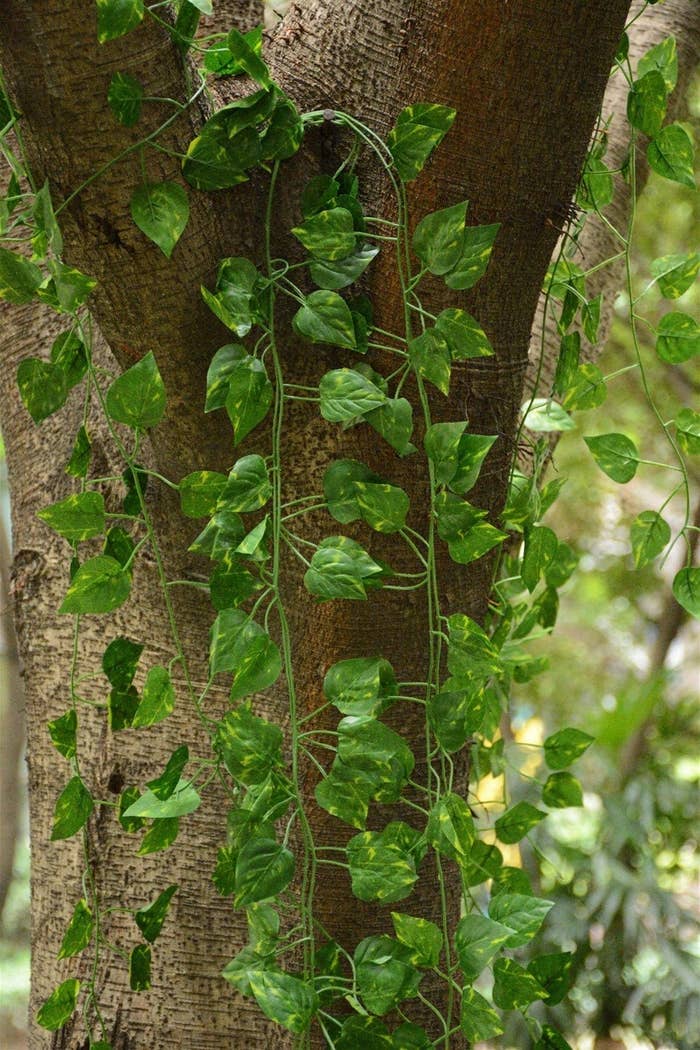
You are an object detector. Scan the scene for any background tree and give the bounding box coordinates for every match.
[0,1,696,1047]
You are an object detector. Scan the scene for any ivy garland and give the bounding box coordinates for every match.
[0,4,697,1049]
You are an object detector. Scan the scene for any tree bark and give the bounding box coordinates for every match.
[0,1,644,1046]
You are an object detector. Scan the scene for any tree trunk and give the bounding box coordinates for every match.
[0,1,647,1046]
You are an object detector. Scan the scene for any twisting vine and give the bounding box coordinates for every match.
[0,3,697,1049]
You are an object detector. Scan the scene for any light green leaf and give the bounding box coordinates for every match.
[408,328,451,394]
[315,761,371,829]
[489,892,553,947]
[347,832,418,903]
[0,247,42,305]
[132,666,175,728]
[51,776,93,840]
[309,243,379,290]
[542,771,583,808]
[215,705,283,785]
[534,1025,574,1050]
[562,362,607,411]
[48,709,77,760]
[354,481,409,533]
[392,912,443,967]
[424,421,467,486]
[179,470,228,519]
[220,455,271,513]
[249,971,317,1034]
[413,201,468,275]
[584,433,638,483]
[387,102,456,182]
[656,312,699,363]
[50,331,88,390]
[17,358,68,424]
[451,433,497,494]
[522,398,575,432]
[323,656,397,717]
[454,914,510,979]
[651,252,699,299]
[577,156,614,211]
[234,836,294,906]
[38,492,105,543]
[447,612,502,680]
[446,522,506,565]
[36,978,80,1031]
[96,0,144,43]
[105,352,166,429]
[337,715,414,804]
[293,290,356,349]
[124,779,200,819]
[675,409,700,455]
[672,567,700,618]
[108,72,143,125]
[638,35,677,93]
[444,223,500,290]
[304,536,385,601]
[434,307,494,360]
[59,555,131,614]
[224,356,273,444]
[544,727,593,769]
[319,368,386,423]
[292,207,356,261]
[627,70,667,137]
[135,884,178,942]
[460,987,504,1042]
[630,510,671,568]
[130,182,189,258]
[648,124,695,188]
[493,957,548,1010]
[58,899,93,959]
[204,343,247,411]
[426,793,476,862]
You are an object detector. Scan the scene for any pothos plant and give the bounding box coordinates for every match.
[0,4,697,1049]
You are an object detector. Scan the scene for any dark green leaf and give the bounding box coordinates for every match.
[119,787,146,832]
[309,243,379,290]
[108,72,143,125]
[460,987,504,1042]
[323,458,380,524]
[366,398,417,456]
[488,892,553,947]
[408,329,451,394]
[58,898,93,959]
[444,223,500,290]
[132,666,175,727]
[521,526,558,592]
[179,470,228,518]
[675,409,700,455]
[59,555,131,614]
[337,715,414,804]
[577,157,614,212]
[542,771,583,808]
[227,28,271,88]
[131,182,189,258]
[450,433,497,494]
[391,912,442,967]
[638,35,677,93]
[335,1015,393,1048]
[323,656,397,717]
[493,957,548,1010]
[544,727,593,769]
[215,705,283,785]
[293,290,356,349]
[627,70,667,137]
[0,246,42,304]
[387,102,456,182]
[426,793,476,862]
[38,492,105,543]
[447,612,502,680]
[651,252,699,299]
[304,535,385,601]
[201,256,265,336]
[135,884,178,942]
[354,481,409,533]
[354,935,422,1014]
[51,331,88,389]
[434,307,494,359]
[248,971,317,1034]
[495,802,546,845]
[424,421,467,486]
[347,831,418,903]
[51,776,93,840]
[204,343,247,411]
[535,1025,574,1050]
[36,978,80,1031]
[315,761,370,829]
[129,943,151,991]
[17,358,68,424]
[225,356,273,444]
[220,455,271,512]
[528,954,574,1006]
[103,636,143,690]
[260,95,304,162]
[48,709,77,760]
[105,352,166,429]
[292,207,356,261]
[428,683,486,753]
[234,836,294,906]
[137,817,179,855]
[66,425,91,478]
[562,363,607,411]
[584,433,639,483]
[454,913,510,979]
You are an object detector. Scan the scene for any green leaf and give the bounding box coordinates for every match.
[454,913,510,979]
[59,555,131,614]
[129,943,151,991]
[335,1015,393,1048]
[428,683,486,753]
[323,458,379,524]
[393,1022,432,1049]
[58,898,94,959]
[147,746,188,801]
[220,455,271,512]
[204,25,262,76]
[544,727,593,769]
[546,542,580,588]
[104,527,135,569]
[460,987,504,1042]
[225,356,274,444]
[493,957,547,1010]
[260,95,304,163]
[209,555,260,611]
[434,308,494,360]
[627,70,667,137]
[447,612,502,680]
[522,398,575,433]
[366,398,417,456]
[215,705,283,785]
[36,978,80,1031]
[408,329,451,394]
[391,912,442,967]
[48,709,77,760]
[675,409,700,455]
[108,71,143,126]
[51,331,88,389]
[0,246,43,304]
[323,656,397,717]
[562,363,607,411]
[38,492,105,543]
[108,686,139,731]
[638,35,678,93]
[227,28,271,88]
[450,433,497,495]
[337,715,414,804]
[293,289,356,349]
[234,836,294,906]
[413,201,468,275]
[528,954,575,1006]
[488,892,553,947]
[103,636,143,690]
[304,535,385,601]
[17,358,68,424]
[495,802,546,845]
[137,817,179,855]
[522,525,558,592]
[461,840,504,888]
[131,182,189,258]
[292,207,356,261]
[106,352,166,429]
[66,425,92,478]
[248,971,317,1034]
[132,666,175,728]
[582,293,603,344]
[201,256,265,336]
[209,610,281,695]
[51,776,93,840]
[354,935,422,1014]
[347,831,418,903]
[424,421,467,486]
[204,343,247,411]
[179,470,228,518]
[126,780,198,821]
[672,566,700,618]
[584,433,638,483]
[651,252,699,299]
[354,481,409,533]
[534,1025,574,1050]
[542,771,583,808]
[630,510,671,568]
[577,156,614,212]
[444,223,500,290]
[426,793,476,862]
[648,124,695,188]
[309,243,379,291]
[135,884,178,943]
[315,761,371,829]
[96,0,144,43]
[387,102,456,182]
[656,312,699,363]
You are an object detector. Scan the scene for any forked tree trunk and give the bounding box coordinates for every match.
[5,1,691,1046]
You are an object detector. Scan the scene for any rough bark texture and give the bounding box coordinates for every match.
[0,0,663,1046]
